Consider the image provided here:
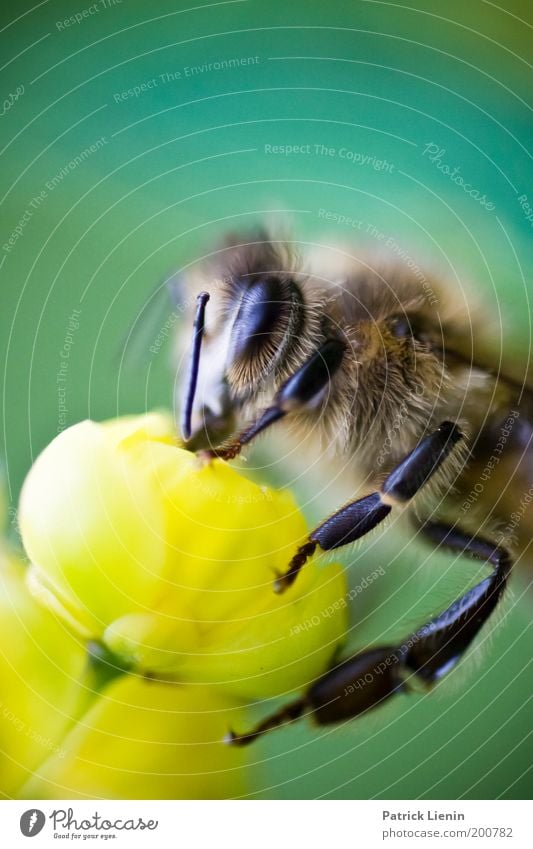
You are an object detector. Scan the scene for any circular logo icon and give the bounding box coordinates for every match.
[20,810,46,837]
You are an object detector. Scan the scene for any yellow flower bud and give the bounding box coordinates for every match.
[0,552,87,796]
[20,677,248,800]
[20,413,347,702]
[0,552,248,799]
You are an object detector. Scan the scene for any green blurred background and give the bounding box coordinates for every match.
[1,0,532,799]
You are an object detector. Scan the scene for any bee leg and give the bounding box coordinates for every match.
[225,698,306,746]
[410,521,512,679]
[308,527,513,721]
[205,338,346,460]
[225,646,403,746]
[275,421,463,592]
[227,527,511,744]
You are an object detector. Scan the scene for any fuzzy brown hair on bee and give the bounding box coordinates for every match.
[172,227,533,745]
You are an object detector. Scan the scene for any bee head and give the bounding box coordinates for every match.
[177,270,306,451]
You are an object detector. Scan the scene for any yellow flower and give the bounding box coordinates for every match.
[0,551,87,797]
[0,549,248,799]
[19,413,347,702]
[20,678,248,800]
[11,411,348,798]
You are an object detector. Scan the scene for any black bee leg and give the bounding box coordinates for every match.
[225,646,404,746]
[411,521,512,680]
[224,699,306,746]
[275,421,463,593]
[204,338,346,460]
[227,526,512,745]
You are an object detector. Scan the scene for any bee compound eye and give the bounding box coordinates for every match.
[390,314,413,338]
[227,277,291,365]
[389,314,429,345]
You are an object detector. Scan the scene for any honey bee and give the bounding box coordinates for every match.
[172,228,533,745]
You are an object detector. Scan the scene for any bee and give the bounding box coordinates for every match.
[172,228,533,745]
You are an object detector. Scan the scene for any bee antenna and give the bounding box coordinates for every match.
[181,292,210,441]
